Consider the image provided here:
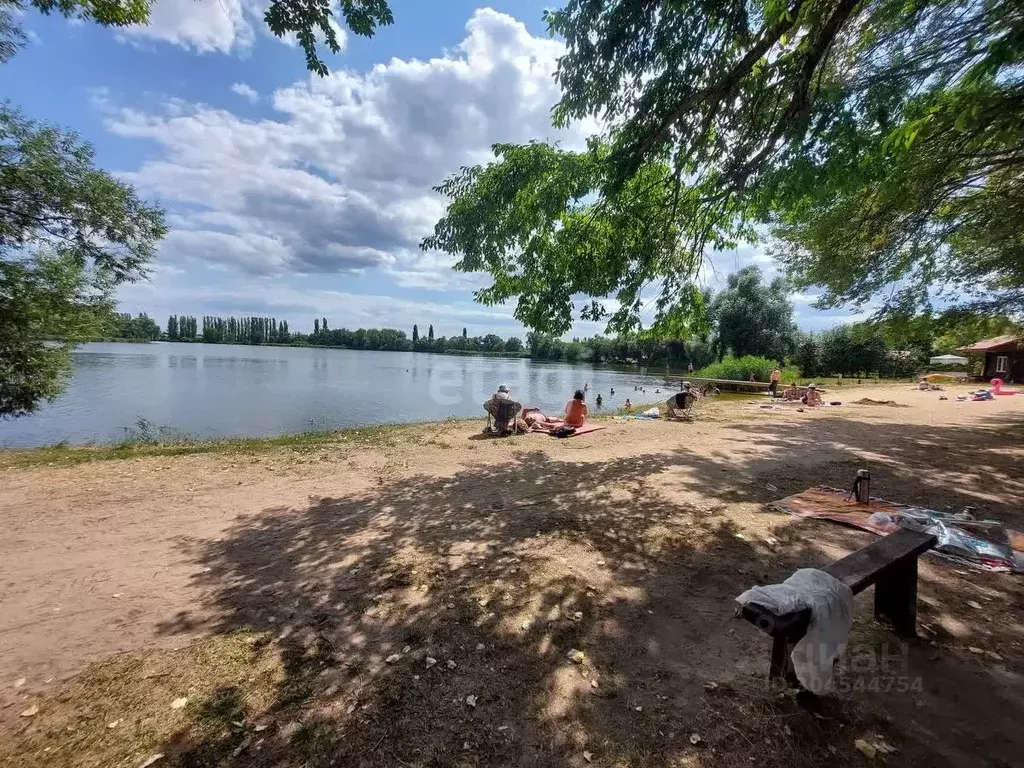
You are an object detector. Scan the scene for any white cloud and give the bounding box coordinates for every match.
[104,8,589,285]
[160,228,293,275]
[700,245,779,291]
[116,0,348,57]
[231,82,260,103]
[118,0,253,54]
[111,8,850,335]
[117,267,525,335]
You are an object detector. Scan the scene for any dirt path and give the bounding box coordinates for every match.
[2,385,1022,767]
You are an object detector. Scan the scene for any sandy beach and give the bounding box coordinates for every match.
[2,383,1022,767]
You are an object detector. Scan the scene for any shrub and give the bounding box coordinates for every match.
[694,355,799,382]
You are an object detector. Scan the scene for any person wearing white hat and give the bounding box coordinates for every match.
[484,383,512,414]
[483,383,520,434]
[801,382,822,407]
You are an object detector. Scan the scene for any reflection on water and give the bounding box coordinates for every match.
[0,342,668,448]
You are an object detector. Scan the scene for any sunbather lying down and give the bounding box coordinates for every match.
[522,407,557,425]
[521,407,564,433]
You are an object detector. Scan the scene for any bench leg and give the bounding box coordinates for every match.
[769,634,800,685]
[874,557,919,637]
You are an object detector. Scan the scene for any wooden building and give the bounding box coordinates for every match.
[958,335,1024,383]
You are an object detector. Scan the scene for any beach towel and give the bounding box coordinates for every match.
[530,422,606,437]
[772,487,1022,573]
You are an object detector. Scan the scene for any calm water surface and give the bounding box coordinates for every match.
[1,343,669,448]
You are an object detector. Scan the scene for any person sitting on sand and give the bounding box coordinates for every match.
[802,383,822,406]
[564,389,588,427]
[624,398,633,412]
[918,378,930,391]
[782,383,802,401]
[667,383,696,418]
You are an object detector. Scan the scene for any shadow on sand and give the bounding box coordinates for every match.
[154,412,1024,767]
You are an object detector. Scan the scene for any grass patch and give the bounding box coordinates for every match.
[695,355,800,383]
[0,423,407,470]
[0,631,284,768]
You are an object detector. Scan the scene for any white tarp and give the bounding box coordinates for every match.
[930,354,968,365]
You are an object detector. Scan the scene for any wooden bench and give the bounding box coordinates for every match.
[740,528,937,684]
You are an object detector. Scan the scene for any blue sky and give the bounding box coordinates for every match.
[4,1,867,337]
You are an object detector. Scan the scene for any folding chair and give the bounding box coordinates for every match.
[485,399,522,435]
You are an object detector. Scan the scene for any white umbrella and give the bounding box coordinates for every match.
[930,354,968,365]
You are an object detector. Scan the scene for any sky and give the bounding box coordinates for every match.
[3,0,870,337]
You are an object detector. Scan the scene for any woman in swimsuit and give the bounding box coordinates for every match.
[564,390,588,427]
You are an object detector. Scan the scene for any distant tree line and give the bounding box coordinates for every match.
[305,320,526,356]
[308,323,411,351]
[114,266,1019,379]
[166,315,291,344]
[105,313,161,341]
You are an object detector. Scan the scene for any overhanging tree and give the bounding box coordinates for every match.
[1,105,165,416]
[425,0,1024,333]
[5,0,395,75]
[423,140,725,336]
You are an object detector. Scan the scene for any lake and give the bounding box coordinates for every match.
[1,343,670,448]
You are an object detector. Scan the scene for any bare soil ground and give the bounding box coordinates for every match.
[1,385,1022,768]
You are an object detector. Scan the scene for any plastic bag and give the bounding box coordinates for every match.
[736,568,854,693]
